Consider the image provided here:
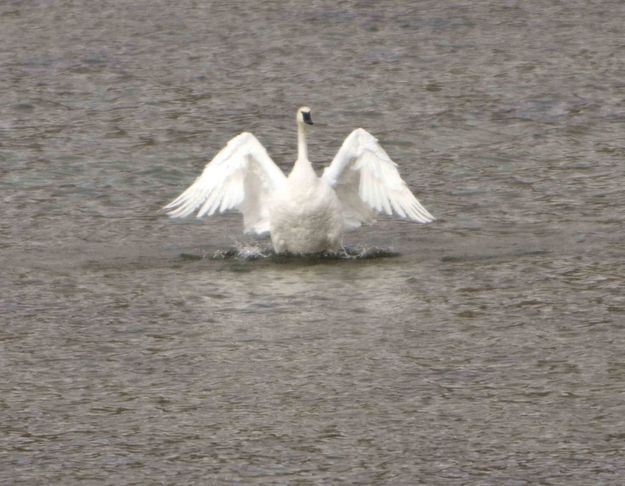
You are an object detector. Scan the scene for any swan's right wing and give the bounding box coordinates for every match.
[163,132,286,234]
[322,128,434,229]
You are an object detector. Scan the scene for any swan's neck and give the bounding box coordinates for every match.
[291,122,315,179]
[297,122,309,162]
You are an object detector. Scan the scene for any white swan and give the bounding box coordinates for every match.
[164,107,435,254]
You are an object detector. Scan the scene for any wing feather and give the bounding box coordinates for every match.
[322,128,434,229]
[163,132,286,234]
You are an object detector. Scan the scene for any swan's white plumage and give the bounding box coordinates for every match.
[322,128,435,227]
[164,108,434,254]
[163,132,286,234]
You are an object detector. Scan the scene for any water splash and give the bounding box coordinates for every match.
[205,241,399,261]
[212,241,271,260]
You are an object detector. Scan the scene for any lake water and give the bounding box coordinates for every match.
[2,0,625,483]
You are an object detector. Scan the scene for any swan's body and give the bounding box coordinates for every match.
[164,107,434,254]
[270,165,344,253]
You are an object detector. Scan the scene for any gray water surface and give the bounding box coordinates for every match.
[2,1,625,484]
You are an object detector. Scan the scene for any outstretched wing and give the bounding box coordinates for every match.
[322,128,434,230]
[163,132,286,235]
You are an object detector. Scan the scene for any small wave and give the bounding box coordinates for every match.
[184,242,399,262]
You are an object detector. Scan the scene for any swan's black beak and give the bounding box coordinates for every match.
[303,111,313,125]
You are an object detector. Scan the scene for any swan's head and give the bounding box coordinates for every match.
[297,106,313,126]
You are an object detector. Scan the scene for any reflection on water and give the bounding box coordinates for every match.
[2,0,625,484]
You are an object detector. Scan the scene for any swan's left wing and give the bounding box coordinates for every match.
[322,128,435,229]
[163,132,286,234]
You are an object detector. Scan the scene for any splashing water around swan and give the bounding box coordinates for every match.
[164,107,435,254]
[181,242,400,262]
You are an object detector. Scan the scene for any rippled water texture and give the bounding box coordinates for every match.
[2,1,625,483]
